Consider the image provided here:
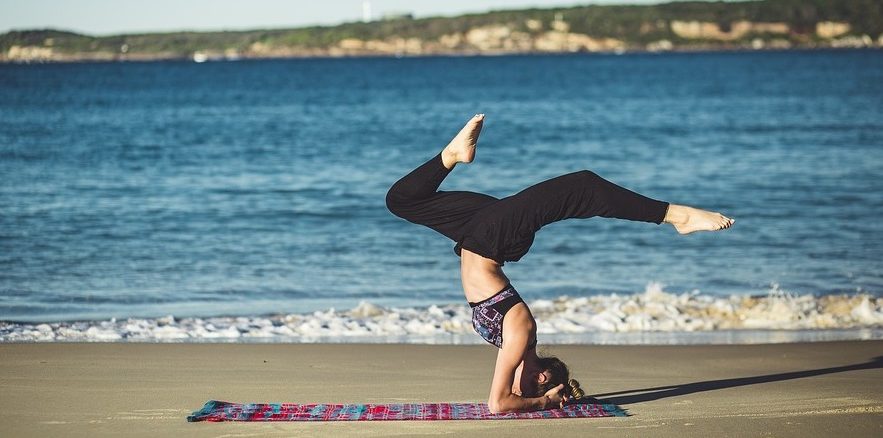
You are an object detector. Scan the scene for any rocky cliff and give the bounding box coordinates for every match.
[3,0,882,62]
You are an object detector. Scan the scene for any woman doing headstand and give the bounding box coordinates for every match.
[386,114,733,413]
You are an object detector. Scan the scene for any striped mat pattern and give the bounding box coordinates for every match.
[187,400,627,421]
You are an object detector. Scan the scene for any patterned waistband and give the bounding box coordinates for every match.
[468,284,518,308]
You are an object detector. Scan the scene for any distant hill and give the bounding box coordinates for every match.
[2,0,881,62]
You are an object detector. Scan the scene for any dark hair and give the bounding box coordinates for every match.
[534,356,570,397]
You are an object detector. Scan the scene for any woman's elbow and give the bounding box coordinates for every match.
[487,396,511,414]
[487,397,502,414]
[488,402,504,414]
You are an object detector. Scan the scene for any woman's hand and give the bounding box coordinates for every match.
[543,383,569,409]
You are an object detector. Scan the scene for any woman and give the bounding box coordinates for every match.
[386,114,733,413]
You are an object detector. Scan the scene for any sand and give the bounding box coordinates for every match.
[1,341,881,437]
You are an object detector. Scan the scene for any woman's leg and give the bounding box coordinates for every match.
[500,170,672,229]
[508,171,734,234]
[386,115,496,242]
[483,169,733,260]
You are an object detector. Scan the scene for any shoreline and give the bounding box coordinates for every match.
[2,328,882,345]
[4,288,880,343]
[1,341,881,437]
[1,46,879,65]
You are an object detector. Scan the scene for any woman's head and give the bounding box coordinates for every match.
[532,356,571,397]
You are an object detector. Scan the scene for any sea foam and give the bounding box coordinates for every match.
[2,283,881,343]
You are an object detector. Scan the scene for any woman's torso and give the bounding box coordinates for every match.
[469,284,537,350]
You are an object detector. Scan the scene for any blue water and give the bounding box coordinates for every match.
[1,50,882,323]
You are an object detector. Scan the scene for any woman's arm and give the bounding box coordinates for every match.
[486,308,565,413]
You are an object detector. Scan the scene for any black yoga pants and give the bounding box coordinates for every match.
[386,153,669,264]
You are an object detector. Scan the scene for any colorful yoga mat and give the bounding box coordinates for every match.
[187,400,626,422]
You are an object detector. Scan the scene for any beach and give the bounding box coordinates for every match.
[1,340,881,437]
[2,5,882,437]
[1,49,881,438]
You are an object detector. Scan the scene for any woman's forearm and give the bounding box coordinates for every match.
[490,393,550,413]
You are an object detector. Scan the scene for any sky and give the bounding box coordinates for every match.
[1,0,688,35]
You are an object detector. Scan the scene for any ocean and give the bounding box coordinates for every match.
[1,50,881,343]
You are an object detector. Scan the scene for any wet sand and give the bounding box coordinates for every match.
[1,341,881,437]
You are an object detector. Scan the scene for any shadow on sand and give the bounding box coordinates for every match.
[582,355,883,406]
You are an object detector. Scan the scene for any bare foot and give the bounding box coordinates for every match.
[664,204,734,235]
[441,114,484,169]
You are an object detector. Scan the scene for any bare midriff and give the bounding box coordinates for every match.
[460,249,510,303]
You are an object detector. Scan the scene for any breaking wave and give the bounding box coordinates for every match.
[2,283,881,343]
